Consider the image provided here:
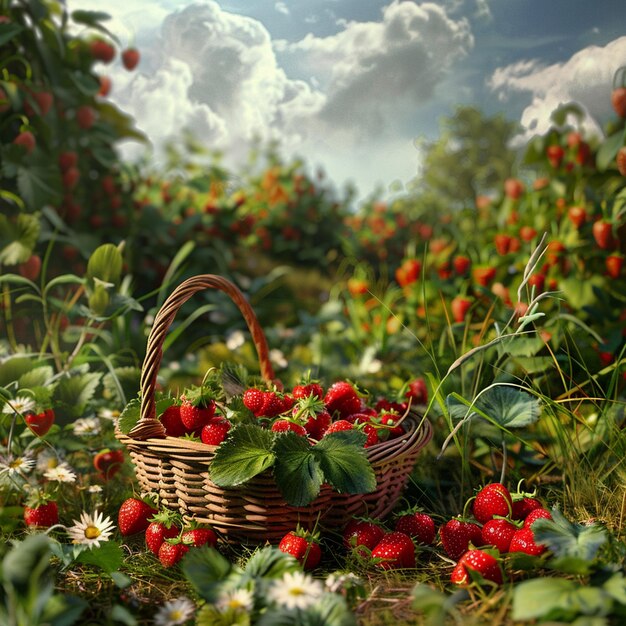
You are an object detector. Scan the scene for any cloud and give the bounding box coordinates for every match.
[488,36,626,140]
[275,2,289,16]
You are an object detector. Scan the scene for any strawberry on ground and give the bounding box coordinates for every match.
[509,527,546,556]
[93,448,125,480]
[523,507,553,529]
[146,510,180,555]
[480,518,518,552]
[394,509,436,545]
[181,526,218,548]
[511,496,543,521]
[343,518,386,557]
[118,497,158,536]
[278,529,321,570]
[472,483,513,524]
[440,518,483,561]
[371,531,416,569]
[158,540,189,568]
[24,501,58,528]
[450,549,503,585]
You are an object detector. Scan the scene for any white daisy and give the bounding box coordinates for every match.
[269,348,288,369]
[325,572,363,593]
[87,485,103,494]
[43,462,77,483]
[0,453,35,478]
[66,510,115,549]
[217,588,254,612]
[267,571,324,610]
[2,395,36,416]
[72,417,101,436]
[226,330,246,350]
[153,596,196,626]
[36,449,61,472]
[97,408,120,420]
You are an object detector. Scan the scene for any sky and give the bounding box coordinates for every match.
[65,0,626,200]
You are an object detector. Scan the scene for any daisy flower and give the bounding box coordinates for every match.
[325,571,363,593]
[217,588,254,612]
[267,571,324,610]
[226,330,246,350]
[0,454,35,487]
[43,462,77,483]
[2,395,36,416]
[153,596,195,626]
[66,510,115,549]
[87,485,103,494]
[36,449,61,472]
[72,417,101,436]
[269,348,288,369]
[97,408,120,420]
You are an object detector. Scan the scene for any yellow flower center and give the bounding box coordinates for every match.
[85,525,101,539]
[289,587,305,597]
[9,459,22,469]
[170,610,183,620]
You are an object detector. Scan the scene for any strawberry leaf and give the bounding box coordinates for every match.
[313,431,376,495]
[76,541,123,573]
[209,424,275,487]
[273,433,324,506]
[117,398,141,435]
[181,546,235,604]
[242,546,300,580]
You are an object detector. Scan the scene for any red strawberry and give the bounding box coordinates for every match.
[160,405,187,437]
[523,507,552,529]
[511,497,543,521]
[395,258,422,287]
[379,413,404,439]
[472,483,513,524]
[271,419,307,436]
[324,381,362,418]
[519,225,537,242]
[278,530,321,570]
[158,540,189,568]
[181,527,218,548]
[243,388,266,416]
[472,266,496,287]
[509,527,546,556]
[146,512,180,555]
[259,391,287,418]
[405,378,428,404]
[122,47,140,70]
[118,498,157,536]
[89,39,116,63]
[93,448,124,480]
[617,146,626,177]
[451,296,472,323]
[98,75,112,97]
[394,511,435,545]
[592,219,615,250]
[25,408,54,436]
[453,255,471,275]
[527,273,545,293]
[76,105,97,130]
[606,254,623,279]
[62,166,80,190]
[451,549,503,585]
[440,518,483,560]
[567,205,587,228]
[24,501,58,528]
[546,144,565,168]
[303,410,332,440]
[13,130,36,154]
[18,255,41,281]
[201,416,231,445]
[480,518,518,552]
[612,87,626,118]
[324,420,355,436]
[180,398,215,432]
[58,151,78,172]
[371,531,415,569]
[343,519,386,555]
[504,178,524,200]
[292,382,324,400]
[494,233,512,255]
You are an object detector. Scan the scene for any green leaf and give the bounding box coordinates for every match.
[0,213,40,265]
[18,365,54,389]
[0,22,24,46]
[86,243,123,287]
[210,424,275,487]
[532,510,608,560]
[313,431,376,495]
[52,372,101,420]
[76,541,123,573]
[0,356,36,387]
[243,546,300,580]
[108,605,137,626]
[117,398,141,435]
[42,593,89,626]
[603,573,626,605]
[550,102,585,126]
[273,433,324,506]
[70,9,111,25]
[181,546,236,603]
[16,162,62,212]
[596,129,626,171]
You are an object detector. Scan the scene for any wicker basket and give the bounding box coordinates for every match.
[117,274,433,543]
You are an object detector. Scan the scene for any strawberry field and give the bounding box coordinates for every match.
[3,3,626,625]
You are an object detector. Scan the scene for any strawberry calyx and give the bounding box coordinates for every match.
[291,394,327,420]
[149,508,181,529]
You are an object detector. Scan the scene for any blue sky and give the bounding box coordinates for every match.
[66,0,626,200]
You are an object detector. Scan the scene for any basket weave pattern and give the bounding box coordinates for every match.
[117,274,432,543]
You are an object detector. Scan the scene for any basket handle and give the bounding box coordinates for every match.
[129,274,277,440]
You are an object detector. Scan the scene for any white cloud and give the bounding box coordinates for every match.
[488,36,626,140]
[275,2,289,16]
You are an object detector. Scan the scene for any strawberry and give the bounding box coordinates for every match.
[527,273,545,293]
[472,266,496,287]
[606,254,623,279]
[592,219,615,250]
[278,530,321,570]
[24,501,58,528]
[511,497,543,521]
[181,527,218,548]
[25,408,54,436]
[158,540,189,568]
[451,296,472,323]
[612,87,626,118]
[494,233,512,256]
[76,105,96,130]
[121,47,140,70]
[472,483,513,524]
[159,405,187,437]
[98,75,112,97]
[567,205,587,228]
[13,130,36,154]
[362,422,379,447]
[259,391,288,418]
[395,258,422,287]
[405,378,428,404]
[450,549,503,585]
[440,518,483,560]
[480,518,518,552]
[347,277,369,296]
[201,416,231,445]
[146,511,180,555]
[504,178,524,200]
[243,388,266,416]
[324,420,355,436]
[292,382,324,400]
[523,507,552,529]
[343,518,386,555]
[519,225,537,242]
[180,398,215,432]
[617,146,626,177]
[93,448,124,480]
[303,410,332,440]
[509,527,546,556]
[379,412,404,438]
[271,419,307,436]
[118,497,157,536]
[546,144,565,168]
[453,255,471,275]
[371,531,415,569]
[89,38,116,63]
[58,151,78,172]
[324,381,362,418]
[394,510,435,545]
[62,166,80,190]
